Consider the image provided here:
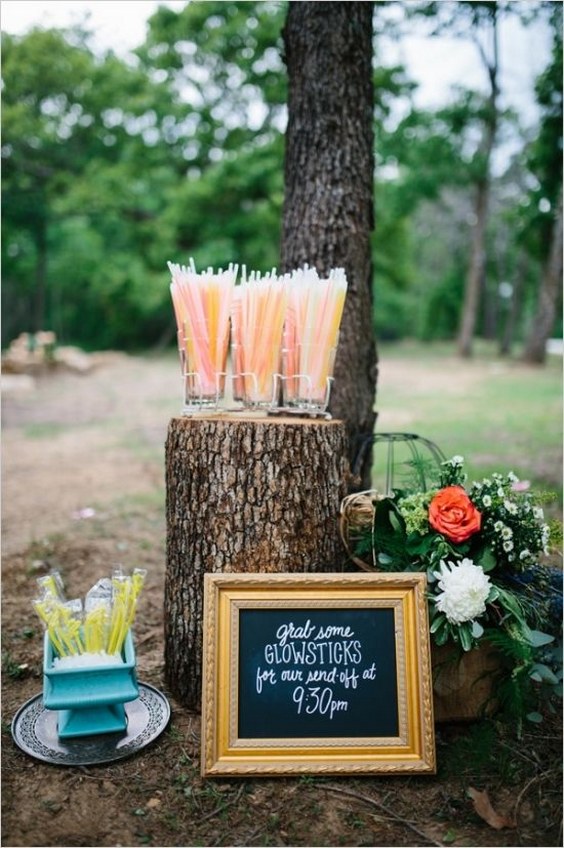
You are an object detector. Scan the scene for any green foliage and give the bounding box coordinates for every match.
[1,4,560,351]
[519,3,563,263]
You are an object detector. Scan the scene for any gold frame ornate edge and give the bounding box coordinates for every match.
[201,572,436,777]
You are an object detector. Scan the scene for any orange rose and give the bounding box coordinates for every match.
[428,486,481,543]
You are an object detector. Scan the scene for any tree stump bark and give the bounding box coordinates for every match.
[164,415,350,709]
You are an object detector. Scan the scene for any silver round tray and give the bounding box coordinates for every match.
[11,682,171,766]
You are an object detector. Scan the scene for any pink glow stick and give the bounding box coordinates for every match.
[168,260,237,400]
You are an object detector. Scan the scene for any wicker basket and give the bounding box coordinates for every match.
[432,643,500,722]
[339,489,380,571]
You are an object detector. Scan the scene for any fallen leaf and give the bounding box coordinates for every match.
[146,797,161,809]
[468,787,515,830]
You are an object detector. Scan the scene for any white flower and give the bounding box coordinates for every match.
[482,495,492,507]
[497,487,505,497]
[504,500,518,515]
[501,526,513,539]
[533,506,545,521]
[503,540,514,552]
[519,549,531,561]
[433,558,491,625]
[542,524,550,540]
[452,455,464,465]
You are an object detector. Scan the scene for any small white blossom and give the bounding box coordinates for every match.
[542,524,550,540]
[519,549,531,561]
[501,526,513,540]
[482,495,492,507]
[508,471,518,482]
[497,487,505,498]
[504,500,518,515]
[533,507,544,521]
[452,455,464,465]
[542,524,550,553]
[433,558,491,625]
[494,520,503,532]
[503,540,514,552]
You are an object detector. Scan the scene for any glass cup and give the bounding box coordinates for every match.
[281,341,337,413]
[178,322,229,414]
[230,336,282,409]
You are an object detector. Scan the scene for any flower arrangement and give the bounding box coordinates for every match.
[350,456,562,722]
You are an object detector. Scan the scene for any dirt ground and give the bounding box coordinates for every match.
[2,353,562,848]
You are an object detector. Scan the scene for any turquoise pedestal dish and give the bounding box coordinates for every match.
[43,630,139,738]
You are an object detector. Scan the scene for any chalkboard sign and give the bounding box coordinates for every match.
[238,607,398,739]
[201,573,435,776]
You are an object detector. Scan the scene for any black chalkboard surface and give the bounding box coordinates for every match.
[201,572,436,776]
[238,607,398,738]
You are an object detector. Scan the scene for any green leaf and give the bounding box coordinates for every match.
[476,547,496,572]
[523,628,555,648]
[529,663,560,685]
[430,616,446,634]
[434,628,449,646]
[495,586,527,625]
[443,829,457,845]
[471,620,484,639]
[389,510,404,534]
[459,623,473,652]
[526,711,543,723]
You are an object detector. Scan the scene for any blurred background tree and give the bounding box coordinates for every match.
[2,0,561,360]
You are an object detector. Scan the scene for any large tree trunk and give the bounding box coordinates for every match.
[280,2,377,487]
[458,179,490,357]
[499,252,527,357]
[457,8,499,359]
[164,415,350,709]
[522,189,563,364]
[33,220,48,334]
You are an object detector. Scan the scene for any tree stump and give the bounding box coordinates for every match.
[164,415,350,709]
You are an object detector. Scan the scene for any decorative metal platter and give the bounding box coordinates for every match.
[11,683,171,766]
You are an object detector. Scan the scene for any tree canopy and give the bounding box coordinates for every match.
[2,1,561,355]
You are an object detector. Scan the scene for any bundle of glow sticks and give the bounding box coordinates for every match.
[282,267,347,406]
[33,569,146,666]
[231,268,288,405]
[167,258,348,413]
[168,260,237,400]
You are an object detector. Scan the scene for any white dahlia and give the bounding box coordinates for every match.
[433,558,491,625]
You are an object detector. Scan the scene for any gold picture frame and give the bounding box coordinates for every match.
[201,572,435,776]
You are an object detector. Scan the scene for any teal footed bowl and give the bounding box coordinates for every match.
[43,630,139,738]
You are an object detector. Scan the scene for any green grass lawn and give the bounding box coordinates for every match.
[372,340,563,500]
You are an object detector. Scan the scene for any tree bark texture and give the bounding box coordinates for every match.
[280,2,377,485]
[457,178,490,357]
[164,415,350,709]
[522,188,563,364]
[457,10,499,359]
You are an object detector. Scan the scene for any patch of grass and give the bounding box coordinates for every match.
[23,422,67,439]
[375,340,562,498]
[1,651,28,679]
[438,720,528,784]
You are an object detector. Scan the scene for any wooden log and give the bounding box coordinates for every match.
[164,415,350,709]
[432,643,500,722]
